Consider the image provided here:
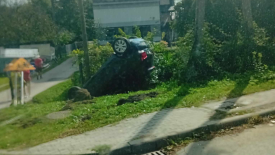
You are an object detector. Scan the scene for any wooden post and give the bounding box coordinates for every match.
[79,61,84,86]
[7,72,14,100]
[21,71,24,104]
[14,72,17,105]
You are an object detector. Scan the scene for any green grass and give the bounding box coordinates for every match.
[1,73,275,150]
[32,80,72,104]
[0,77,8,85]
[0,77,9,92]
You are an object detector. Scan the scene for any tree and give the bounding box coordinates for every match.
[0,2,56,46]
[53,0,96,42]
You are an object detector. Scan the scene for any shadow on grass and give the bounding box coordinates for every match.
[183,78,250,155]
[127,73,250,154]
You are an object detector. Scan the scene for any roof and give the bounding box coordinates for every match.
[3,41,55,48]
[0,49,39,58]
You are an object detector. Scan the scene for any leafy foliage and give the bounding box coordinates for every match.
[114,28,129,39]
[172,0,275,80]
[134,26,142,38]
[0,1,56,46]
[71,41,114,81]
[0,0,96,46]
[53,0,96,41]
[57,30,75,45]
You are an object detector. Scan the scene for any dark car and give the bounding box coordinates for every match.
[83,37,154,96]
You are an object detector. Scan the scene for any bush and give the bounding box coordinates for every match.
[87,41,114,76]
[72,40,114,80]
[172,0,275,80]
[71,71,81,86]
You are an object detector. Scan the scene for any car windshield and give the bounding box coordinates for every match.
[1,0,275,155]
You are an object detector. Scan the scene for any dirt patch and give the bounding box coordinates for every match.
[81,115,92,122]
[117,92,159,106]
[46,111,71,120]
[61,100,96,111]
[59,129,82,138]
[21,118,42,129]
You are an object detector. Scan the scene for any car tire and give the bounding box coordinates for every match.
[113,38,130,57]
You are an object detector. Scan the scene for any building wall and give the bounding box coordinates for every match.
[160,0,170,5]
[93,0,174,42]
[19,44,55,60]
[94,1,161,28]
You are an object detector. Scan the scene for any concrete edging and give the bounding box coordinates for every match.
[108,107,275,155]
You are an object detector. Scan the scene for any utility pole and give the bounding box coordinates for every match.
[78,0,91,78]
[51,0,56,23]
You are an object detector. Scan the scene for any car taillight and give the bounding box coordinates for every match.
[141,52,148,61]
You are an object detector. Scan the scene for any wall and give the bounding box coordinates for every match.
[20,44,55,60]
[160,0,170,5]
[94,1,161,27]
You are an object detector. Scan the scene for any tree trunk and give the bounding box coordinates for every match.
[186,0,206,81]
[194,0,206,56]
[242,0,253,33]
[51,0,56,23]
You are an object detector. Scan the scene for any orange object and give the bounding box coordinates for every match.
[4,58,36,72]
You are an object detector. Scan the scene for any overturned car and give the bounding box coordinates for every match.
[80,37,155,97]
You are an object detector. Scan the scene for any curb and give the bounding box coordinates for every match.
[108,107,275,155]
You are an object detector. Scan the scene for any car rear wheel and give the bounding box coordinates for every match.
[113,38,130,57]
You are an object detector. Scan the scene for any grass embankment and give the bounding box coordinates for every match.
[1,73,275,149]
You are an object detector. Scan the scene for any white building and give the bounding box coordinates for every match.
[20,44,55,61]
[93,0,174,42]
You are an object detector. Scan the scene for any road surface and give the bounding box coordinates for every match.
[0,58,78,110]
[176,123,275,155]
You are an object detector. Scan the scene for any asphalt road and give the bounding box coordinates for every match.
[176,123,275,155]
[0,58,78,110]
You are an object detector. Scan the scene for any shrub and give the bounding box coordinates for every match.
[71,40,114,80]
